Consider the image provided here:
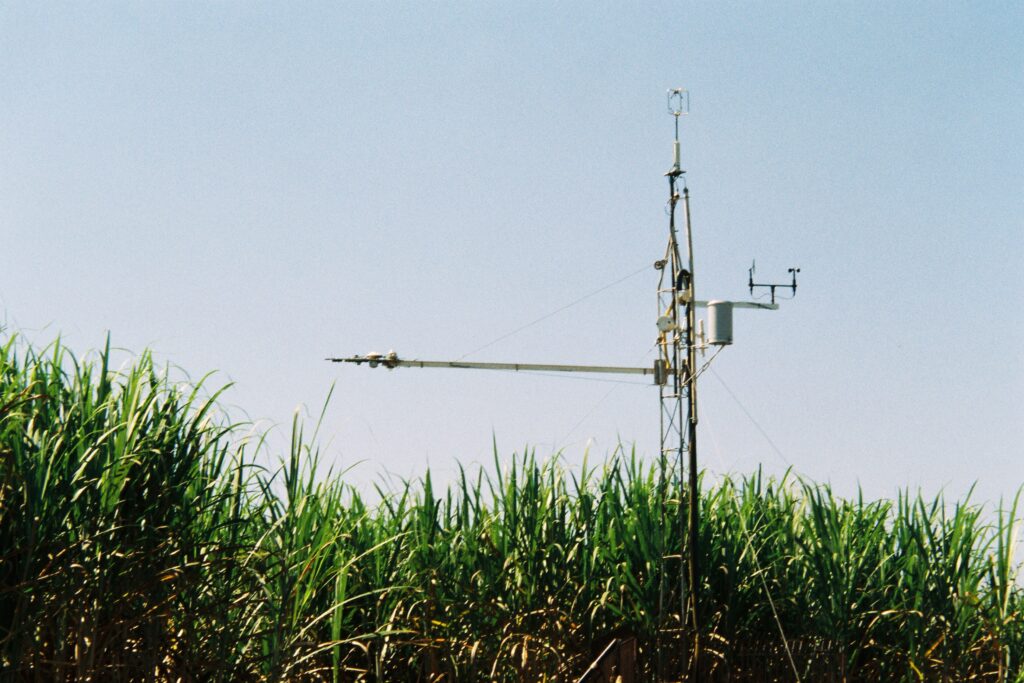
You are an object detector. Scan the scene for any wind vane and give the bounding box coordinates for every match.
[327,89,799,682]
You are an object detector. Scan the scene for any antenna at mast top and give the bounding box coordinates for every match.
[667,88,689,173]
[667,88,689,119]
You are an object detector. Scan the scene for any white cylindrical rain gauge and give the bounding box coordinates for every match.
[707,300,734,345]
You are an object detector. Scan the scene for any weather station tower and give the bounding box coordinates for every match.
[328,90,799,682]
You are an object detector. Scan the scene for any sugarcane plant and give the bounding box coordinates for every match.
[1,333,1021,681]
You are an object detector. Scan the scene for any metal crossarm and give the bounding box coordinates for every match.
[327,354,665,380]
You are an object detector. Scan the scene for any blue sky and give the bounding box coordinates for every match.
[2,2,1021,504]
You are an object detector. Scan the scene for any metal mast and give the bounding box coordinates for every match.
[656,87,701,679]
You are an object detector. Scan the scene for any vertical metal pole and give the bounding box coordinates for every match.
[662,89,696,680]
[663,89,696,679]
[665,154,687,656]
[682,186,700,682]
[656,188,682,682]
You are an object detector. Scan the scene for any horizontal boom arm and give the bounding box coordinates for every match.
[692,300,778,310]
[327,353,656,376]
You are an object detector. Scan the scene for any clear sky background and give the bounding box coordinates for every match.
[2,2,1021,505]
